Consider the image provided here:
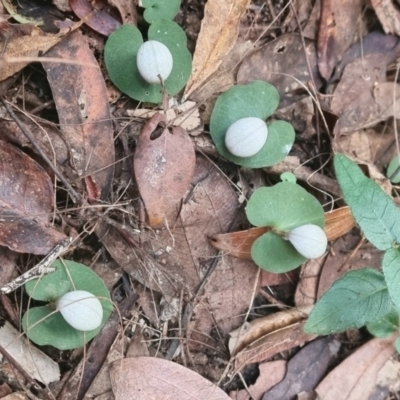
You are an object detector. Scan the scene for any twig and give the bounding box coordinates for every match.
[0,237,73,294]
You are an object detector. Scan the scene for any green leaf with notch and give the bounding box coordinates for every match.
[210,81,294,168]
[246,182,325,230]
[304,268,391,335]
[23,260,112,350]
[104,21,191,103]
[334,154,400,250]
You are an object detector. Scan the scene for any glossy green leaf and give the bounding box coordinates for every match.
[245,182,325,230]
[210,81,294,167]
[251,232,306,273]
[387,155,400,183]
[334,154,400,250]
[104,21,191,103]
[304,269,391,335]
[142,0,181,23]
[383,248,400,311]
[366,308,399,338]
[23,260,112,350]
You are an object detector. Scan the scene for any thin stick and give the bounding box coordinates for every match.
[0,237,73,294]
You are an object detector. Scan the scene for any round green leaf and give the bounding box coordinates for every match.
[148,20,192,98]
[142,0,181,23]
[104,22,191,103]
[251,231,306,273]
[210,81,294,167]
[245,182,325,230]
[23,260,113,350]
[387,155,400,183]
[366,308,399,338]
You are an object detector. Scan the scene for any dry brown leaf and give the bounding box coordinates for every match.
[134,112,195,227]
[295,258,326,307]
[237,34,322,107]
[262,338,340,400]
[315,337,395,400]
[371,0,400,36]
[324,207,355,241]
[233,322,316,375]
[317,0,363,80]
[229,360,287,400]
[0,27,61,81]
[0,140,66,254]
[110,357,230,400]
[184,0,250,98]
[229,306,312,356]
[44,30,115,199]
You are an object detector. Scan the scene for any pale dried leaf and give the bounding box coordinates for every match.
[371,0,400,35]
[110,357,230,399]
[315,337,395,400]
[184,0,250,98]
[0,27,61,81]
[0,322,60,385]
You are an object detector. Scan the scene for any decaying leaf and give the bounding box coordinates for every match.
[232,322,315,375]
[0,322,60,385]
[134,112,196,227]
[43,30,115,200]
[317,0,363,80]
[371,0,400,36]
[0,140,66,254]
[324,207,355,241]
[237,34,322,107]
[0,26,61,81]
[229,306,312,356]
[70,0,121,36]
[110,357,231,399]
[184,0,250,98]
[315,336,395,400]
[262,338,340,400]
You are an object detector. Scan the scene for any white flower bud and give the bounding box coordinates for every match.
[225,117,268,158]
[287,224,327,259]
[56,290,103,331]
[136,40,173,84]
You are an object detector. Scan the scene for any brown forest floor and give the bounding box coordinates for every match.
[0,0,400,399]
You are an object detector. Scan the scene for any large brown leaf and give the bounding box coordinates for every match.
[0,140,66,254]
[110,357,230,399]
[184,0,250,98]
[43,30,114,200]
[134,112,195,228]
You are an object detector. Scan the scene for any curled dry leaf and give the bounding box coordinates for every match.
[229,306,312,356]
[110,357,230,400]
[0,140,66,254]
[134,112,196,228]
